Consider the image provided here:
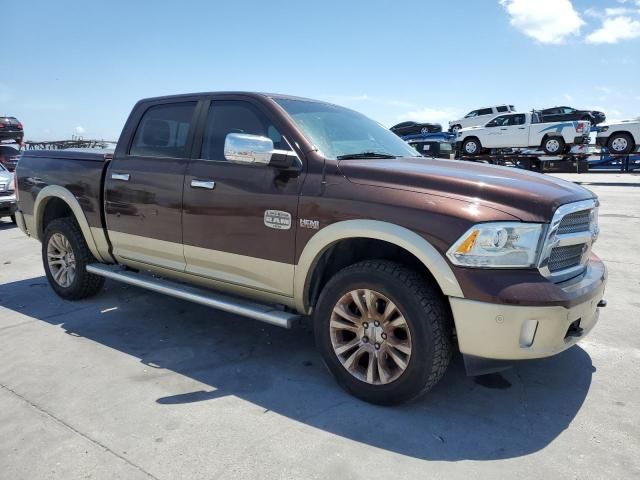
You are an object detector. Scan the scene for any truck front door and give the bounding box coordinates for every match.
[181,98,302,297]
[104,100,198,270]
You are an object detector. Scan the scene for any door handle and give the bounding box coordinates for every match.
[191,179,216,190]
[500,128,508,130]
[518,127,526,129]
[111,173,130,181]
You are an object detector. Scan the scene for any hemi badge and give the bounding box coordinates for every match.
[264,210,292,230]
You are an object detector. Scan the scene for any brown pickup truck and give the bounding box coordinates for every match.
[15,92,607,404]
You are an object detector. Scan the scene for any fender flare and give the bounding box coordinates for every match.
[33,185,108,263]
[293,219,464,313]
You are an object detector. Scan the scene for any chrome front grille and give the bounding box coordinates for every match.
[548,244,587,272]
[557,209,592,234]
[538,199,599,282]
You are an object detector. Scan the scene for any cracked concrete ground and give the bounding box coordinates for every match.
[0,173,638,479]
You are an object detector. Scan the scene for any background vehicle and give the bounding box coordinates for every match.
[448,104,516,133]
[0,145,22,172]
[457,112,590,155]
[540,106,605,126]
[405,132,455,159]
[596,119,639,155]
[0,116,24,144]
[15,92,606,405]
[390,121,442,136]
[0,163,16,223]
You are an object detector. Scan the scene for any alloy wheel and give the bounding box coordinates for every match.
[330,289,412,385]
[47,232,76,288]
[611,137,628,152]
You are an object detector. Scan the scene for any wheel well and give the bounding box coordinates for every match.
[307,238,446,309]
[40,197,73,238]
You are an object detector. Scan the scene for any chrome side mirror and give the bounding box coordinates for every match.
[224,133,274,165]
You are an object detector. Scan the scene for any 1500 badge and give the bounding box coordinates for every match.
[264,210,292,230]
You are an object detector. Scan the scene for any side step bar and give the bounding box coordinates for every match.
[86,264,301,328]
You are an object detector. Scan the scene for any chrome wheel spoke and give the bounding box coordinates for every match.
[385,345,408,370]
[366,352,377,384]
[330,317,360,333]
[334,338,361,356]
[47,233,76,288]
[343,345,366,371]
[388,340,411,355]
[350,290,366,316]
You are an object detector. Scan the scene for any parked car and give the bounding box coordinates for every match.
[0,116,24,144]
[457,112,590,155]
[405,132,455,159]
[390,121,442,136]
[448,105,516,133]
[15,92,606,405]
[539,106,605,126]
[0,163,16,223]
[0,145,22,172]
[596,119,639,155]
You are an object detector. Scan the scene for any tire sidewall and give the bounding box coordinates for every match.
[463,138,480,155]
[42,219,86,298]
[608,134,632,154]
[314,267,438,404]
[543,137,564,155]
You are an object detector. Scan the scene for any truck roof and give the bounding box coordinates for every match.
[137,91,329,105]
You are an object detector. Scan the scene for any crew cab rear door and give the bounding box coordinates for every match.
[104,99,199,270]
[181,96,303,297]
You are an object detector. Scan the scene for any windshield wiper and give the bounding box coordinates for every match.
[336,151,398,160]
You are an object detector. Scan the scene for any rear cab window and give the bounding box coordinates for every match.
[130,102,197,158]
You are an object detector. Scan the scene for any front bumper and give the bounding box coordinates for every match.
[449,259,606,363]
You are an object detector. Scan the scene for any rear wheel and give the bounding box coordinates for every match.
[607,133,634,155]
[314,260,452,405]
[42,217,104,300]
[543,136,565,155]
[420,126,430,134]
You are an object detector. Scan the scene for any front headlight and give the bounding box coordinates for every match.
[599,126,609,132]
[446,222,544,268]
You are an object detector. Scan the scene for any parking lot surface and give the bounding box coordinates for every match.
[1,173,639,480]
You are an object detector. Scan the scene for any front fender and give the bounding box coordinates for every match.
[293,219,463,314]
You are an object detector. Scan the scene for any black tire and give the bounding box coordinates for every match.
[10,214,16,224]
[42,217,105,300]
[450,124,462,134]
[462,137,481,156]
[313,260,452,405]
[607,133,634,155]
[542,136,565,155]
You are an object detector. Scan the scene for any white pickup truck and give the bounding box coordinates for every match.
[457,112,591,156]
[596,119,639,155]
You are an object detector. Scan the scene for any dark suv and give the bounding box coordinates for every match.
[0,116,24,144]
[540,106,605,126]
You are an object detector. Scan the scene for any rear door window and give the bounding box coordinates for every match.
[477,108,494,116]
[496,106,508,113]
[130,102,197,158]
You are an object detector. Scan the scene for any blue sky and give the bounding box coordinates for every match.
[2,0,639,140]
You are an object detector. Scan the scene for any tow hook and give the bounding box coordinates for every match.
[597,299,607,308]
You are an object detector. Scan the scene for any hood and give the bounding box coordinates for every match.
[338,157,595,222]
[601,119,639,127]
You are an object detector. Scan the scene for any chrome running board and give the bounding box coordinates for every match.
[86,264,299,328]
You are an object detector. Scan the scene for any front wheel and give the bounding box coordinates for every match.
[608,133,634,155]
[462,137,481,156]
[42,217,105,300]
[314,260,452,405]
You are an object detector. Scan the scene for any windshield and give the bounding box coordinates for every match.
[274,99,420,160]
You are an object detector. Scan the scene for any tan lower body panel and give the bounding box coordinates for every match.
[109,231,186,272]
[109,231,294,299]
[449,279,605,360]
[116,258,297,310]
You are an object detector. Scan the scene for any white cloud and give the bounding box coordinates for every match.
[397,107,460,126]
[586,15,640,43]
[499,0,584,44]
[75,126,85,134]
